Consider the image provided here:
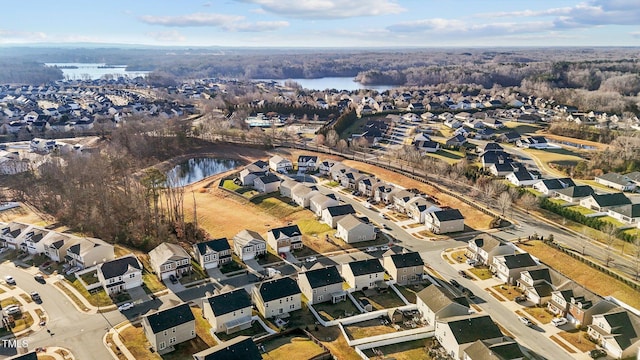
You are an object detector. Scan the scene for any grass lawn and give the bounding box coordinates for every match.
[395,283,429,304]
[427,149,465,165]
[599,216,625,227]
[343,160,494,230]
[0,297,20,308]
[262,335,326,360]
[19,293,32,304]
[542,134,608,151]
[522,307,553,324]
[216,321,267,342]
[502,121,543,135]
[142,272,166,293]
[313,299,360,321]
[1,312,33,335]
[522,148,584,177]
[518,240,640,308]
[557,329,597,353]
[353,290,405,310]
[118,325,161,360]
[491,284,522,301]
[79,270,100,285]
[193,307,217,347]
[54,282,90,312]
[298,218,333,236]
[468,266,493,280]
[256,250,283,265]
[326,181,340,188]
[449,249,468,264]
[345,319,397,340]
[363,339,435,360]
[548,198,568,206]
[251,194,301,218]
[221,179,241,191]
[566,205,597,216]
[67,278,113,307]
[220,259,246,274]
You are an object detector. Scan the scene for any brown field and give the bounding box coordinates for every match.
[342,160,493,230]
[541,134,609,151]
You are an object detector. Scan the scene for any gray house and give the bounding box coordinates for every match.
[142,303,195,354]
[202,288,253,334]
[192,238,232,270]
[298,266,346,305]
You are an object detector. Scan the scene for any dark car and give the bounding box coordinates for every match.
[34,274,46,284]
[458,270,470,279]
[515,296,527,303]
[169,274,178,284]
[450,279,460,288]
[589,349,607,359]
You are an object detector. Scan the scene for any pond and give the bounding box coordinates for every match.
[166,158,240,187]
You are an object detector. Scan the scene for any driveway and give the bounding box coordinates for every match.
[206,267,226,281]
[244,259,265,275]
[164,279,186,293]
[127,285,151,304]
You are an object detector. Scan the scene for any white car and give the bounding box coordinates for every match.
[4,305,21,316]
[305,256,317,262]
[552,317,568,327]
[379,245,390,251]
[5,275,16,285]
[65,266,81,275]
[365,247,378,253]
[519,316,532,326]
[118,302,134,311]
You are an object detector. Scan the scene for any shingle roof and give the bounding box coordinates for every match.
[99,255,141,279]
[144,303,194,334]
[195,238,231,255]
[269,225,301,239]
[463,340,524,360]
[597,173,634,187]
[233,230,265,247]
[590,193,631,207]
[417,284,469,313]
[389,252,424,269]
[326,204,355,217]
[469,234,504,252]
[609,204,640,218]
[600,309,640,349]
[556,185,594,198]
[347,259,384,276]
[7,352,38,360]
[444,315,503,345]
[257,277,301,302]
[337,214,367,231]
[206,288,252,316]
[149,242,190,264]
[301,266,343,289]
[501,253,537,269]
[192,336,262,360]
[257,174,280,184]
[433,209,464,221]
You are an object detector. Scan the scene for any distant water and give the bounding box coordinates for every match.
[44,63,150,80]
[166,158,240,187]
[256,77,395,92]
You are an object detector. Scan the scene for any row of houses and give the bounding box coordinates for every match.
[466,234,640,359]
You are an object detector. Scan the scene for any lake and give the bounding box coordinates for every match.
[256,77,396,92]
[166,158,240,187]
[44,63,150,80]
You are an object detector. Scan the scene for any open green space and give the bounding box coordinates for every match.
[250,194,301,218]
[262,335,326,360]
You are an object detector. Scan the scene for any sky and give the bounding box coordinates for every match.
[1,0,639,47]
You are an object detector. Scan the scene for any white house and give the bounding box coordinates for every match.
[254,174,281,193]
[148,242,192,280]
[192,238,232,270]
[309,193,339,217]
[297,155,318,172]
[322,204,356,228]
[252,277,301,319]
[341,259,385,291]
[269,155,292,173]
[425,209,465,234]
[266,225,303,254]
[298,266,346,305]
[595,173,637,192]
[336,214,376,243]
[435,315,505,360]
[97,255,143,295]
[232,229,267,261]
[416,284,470,326]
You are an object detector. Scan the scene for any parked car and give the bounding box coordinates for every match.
[514,296,527,303]
[466,259,477,266]
[34,274,45,284]
[589,349,607,359]
[363,202,372,209]
[519,316,532,326]
[30,291,41,302]
[118,302,134,311]
[4,305,21,316]
[4,275,16,285]
[169,274,178,284]
[458,270,470,279]
[305,256,317,262]
[379,245,390,251]
[552,317,568,327]
[365,247,378,253]
[450,279,460,288]
[383,224,392,231]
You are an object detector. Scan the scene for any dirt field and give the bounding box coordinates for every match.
[540,133,609,151]
[342,160,494,230]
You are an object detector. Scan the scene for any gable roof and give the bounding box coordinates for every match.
[443,315,503,345]
[149,242,190,264]
[233,230,265,247]
[144,303,194,334]
[297,155,318,163]
[433,209,464,222]
[555,185,594,198]
[590,193,631,207]
[192,336,262,360]
[257,277,301,302]
[269,224,302,239]
[99,255,141,279]
[469,234,505,252]
[301,266,343,289]
[326,204,356,217]
[346,258,384,276]
[257,174,280,184]
[598,309,640,350]
[597,172,634,187]
[337,214,367,231]
[417,284,469,313]
[500,253,537,269]
[206,288,252,316]
[609,203,640,218]
[389,252,424,269]
[537,178,576,190]
[195,238,231,255]
[463,340,524,360]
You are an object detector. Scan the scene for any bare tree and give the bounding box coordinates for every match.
[336,139,348,154]
[519,193,538,214]
[633,235,640,280]
[325,129,339,148]
[497,191,513,217]
[602,223,618,267]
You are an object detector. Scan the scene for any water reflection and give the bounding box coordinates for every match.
[166,158,240,187]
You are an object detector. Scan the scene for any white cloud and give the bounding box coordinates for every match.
[139,13,244,27]
[146,30,187,42]
[224,21,289,32]
[236,0,405,19]
[631,31,640,39]
[0,29,47,43]
[388,18,552,37]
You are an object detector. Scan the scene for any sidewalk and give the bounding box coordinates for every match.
[104,323,136,360]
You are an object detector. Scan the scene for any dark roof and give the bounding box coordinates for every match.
[269,224,301,239]
[525,268,551,283]
[193,336,262,360]
[445,315,504,345]
[326,204,356,217]
[481,151,512,165]
[257,174,280,184]
[538,178,575,190]
[556,185,594,198]
[433,208,464,222]
[195,238,231,255]
[257,277,301,302]
[601,310,640,349]
[609,204,640,218]
[464,340,524,360]
[252,160,268,168]
[533,282,554,297]
[501,253,537,269]
[206,288,252,316]
[389,252,424,269]
[7,352,38,360]
[298,155,318,163]
[482,142,504,152]
[503,131,521,140]
[510,169,534,181]
[597,172,634,186]
[99,255,141,279]
[302,266,343,289]
[347,259,384,276]
[144,303,194,334]
[590,193,631,207]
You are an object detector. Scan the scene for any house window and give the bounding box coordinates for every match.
[159,342,166,350]
[169,337,176,344]
[163,264,172,271]
[163,330,167,336]
[290,305,295,309]
[191,330,195,337]
[172,327,176,333]
[129,274,136,278]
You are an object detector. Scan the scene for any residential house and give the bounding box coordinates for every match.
[298,266,346,304]
[42,233,75,262]
[580,193,631,212]
[254,174,281,193]
[21,227,53,255]
[481,118,505,129]
[492,253,539,285]
[268,155,292,173]
[193,238,232,270]
[446,134,467,147]
[587,308,640,359]
[501,131,521,143]
[66,237,115,269]
[516,136,549,149]
[97,255,143,295]
[407,197,440,223]
[547,285,594,318]
[309,193,339,217]
[297,155,318,172]
[252,277,301,318]
[608,204,640,225]
[382,251,424,285]
[233,230,267,261]
[416,284,470,326]
[415,140,441,154]
[374,183,396,204]
[435,315,505,360]
[568,297,618,327]
[392,190,414,212]
[532,178,576,196]
[554,185,595,203]
[1,222,33,250]
[595,173,636,192]
[266,225,303,254]
[329,163,350,182]
[466,235,514,266]
[239,166,266,187]
[479,142,504,153]
[192,336,262,360]
[480,151,512,169]
[626,171,640,186]
[342,259,385,291]
[291,184,319,208]
[318,160,336,175]
[142,303,196,353]
[357,177,381,197]
[425,209,465,234]
[279,179,298,198]
[322,204,356,228]
[462,339,525,360]
[517,267,569,305]
[505,169,540,187]
[340,171,364,189]
[148,242,192,281]
[336,214,376,243]
[202,288,253,334]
